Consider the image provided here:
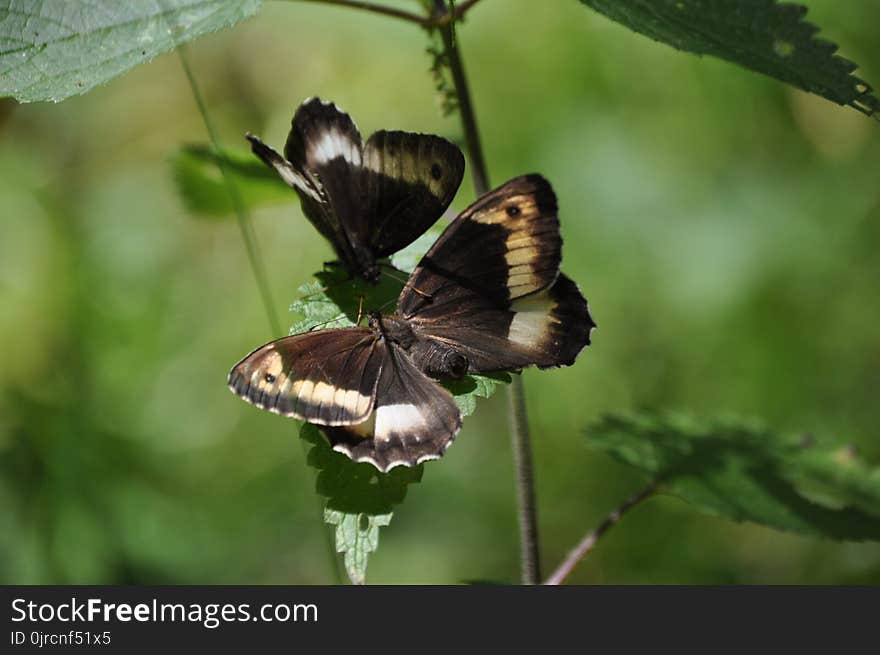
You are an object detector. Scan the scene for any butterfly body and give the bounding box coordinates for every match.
[229,174,595,471]
[248,98,465,283]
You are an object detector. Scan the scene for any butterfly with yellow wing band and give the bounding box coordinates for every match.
[228,175,596,472]
[247,97,465,283]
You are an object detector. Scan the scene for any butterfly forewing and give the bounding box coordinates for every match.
[323,341,462,472]
[247,98,465,282]
[399,174,561,318]
[399,175,594,373]
[363,130,465,256]
[228,328,381,425]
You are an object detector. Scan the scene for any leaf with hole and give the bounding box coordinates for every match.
[302,423,420,584]
[585,412,880,541]
[0,0,262,103]
[579,0,880,118]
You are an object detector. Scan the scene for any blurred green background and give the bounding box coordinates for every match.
[1,0,879,584]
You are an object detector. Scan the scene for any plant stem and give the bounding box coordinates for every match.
[438,1,540,584]
[507,376,541,584]
[291,0,431,25]
[289,0,485,26]
[544,483,657,585]
[177,46,282,337]
[438,9,489,194]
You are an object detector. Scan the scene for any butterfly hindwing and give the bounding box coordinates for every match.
[227,328,381,425]
[323,341,462,472]
[363,130,465,256]
[409,273,594,373]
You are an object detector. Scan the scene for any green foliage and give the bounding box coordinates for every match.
[323,510,391,586]
[580,0,880,118]
[0,1,261,103]
[390,224,445,274]
[302,423,418,584]
[288,266,402,334]
[170,145,290,217]
[586,412,880,541]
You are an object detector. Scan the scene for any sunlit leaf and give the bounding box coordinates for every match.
[170,144,290,218]
[580,0,880,118]
[585,411,880,541]
[390,223,445,274]
[0,0,262,103]
[323,509,390,586]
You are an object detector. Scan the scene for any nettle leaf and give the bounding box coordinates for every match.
[288,266,402,335]
[585,412,880,541]
[390,223,445,274]
[302,423,420,585]
[0,0,262,103]
[580,0,880,118]
[323,510,391,586]
[170,144,290,217]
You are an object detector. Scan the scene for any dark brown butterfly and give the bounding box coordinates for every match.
[247,97,465,283]
[228,175,595,471]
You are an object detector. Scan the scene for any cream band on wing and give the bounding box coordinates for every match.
[375,403,428,442]
[310,129,362,166]
[507,292,560,350]
[289,379,373,424]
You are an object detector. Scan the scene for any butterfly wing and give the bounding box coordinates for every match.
[323,341,462,472]
[248,98,366,267]
[399,175,595,373]
[228,327,381,425]
[362,130,465,256]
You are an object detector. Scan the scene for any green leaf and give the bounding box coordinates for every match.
[323,510,391,586]
[443,372,512,418]
[0,0,262,103]
[579,0,880,118]
[288,266,402,335]
[170,144,290,217]
[302,423,421,585]
[390,224,445,274]
[585,412,880,541]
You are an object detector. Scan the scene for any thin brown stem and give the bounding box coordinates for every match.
[544,483,658,585]
[288,0,484,26]
[507,376,541,584]
[289,0,431,26]
[438,7,489,194]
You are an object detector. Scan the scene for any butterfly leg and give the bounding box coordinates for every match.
[355,294,365,325]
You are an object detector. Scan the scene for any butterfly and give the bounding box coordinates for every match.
[228,174,596,472]
[247,97,465,283]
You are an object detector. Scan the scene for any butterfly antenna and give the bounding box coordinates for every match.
[378,263,433,301]
[295,269,352,302]
[305,313,348,332]
[375,294,398,315]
